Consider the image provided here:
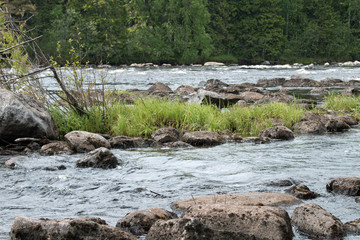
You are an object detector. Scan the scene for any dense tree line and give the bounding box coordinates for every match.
[5,0,360,64]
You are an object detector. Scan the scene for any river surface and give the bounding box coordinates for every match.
[1,65,360,239]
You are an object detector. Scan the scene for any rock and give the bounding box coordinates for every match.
[336,115,359,126]
[181,131,225,147]
[76,147,119,169]
[224,83,256,94]
[326,177,360,196]
[151,127,180,143]
[256,93,294,104]
[10,216,137,240]
[175,85,197,96]
[321,78,344,86]
[5,156,26,169]
[204,79,229,92]
[166,141,192,148]
[178,204,294,240]
[310,87,329,94]
[172,192,300,211]
[239,92,264,103]
[64,131,111,153]
[116,208,177,235]
[40,141,73,155]
[292,121,325,134]
[147,82,173,95]
[268,179,297,187]
[261,60,271,65]
[0,89,58,144]
[242,137,270,144]
[257,78,286,88]
[356,197,360,203]
[291,203,345,239]
[147,218,213,240]
[285,184,320,199]
[234,100,247,107]
[283,76,322,87]
[325,118,351,132]
[345,219,360,234]
[347,80,360,86]
[258,126,294,140]
[203,62,225,66]
[221,131,243,142]
[343,88,360,95]
[110,136,155,149]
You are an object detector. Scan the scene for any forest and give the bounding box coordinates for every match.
[5,0,360,65]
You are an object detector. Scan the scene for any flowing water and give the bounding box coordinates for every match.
[1,64,360,239]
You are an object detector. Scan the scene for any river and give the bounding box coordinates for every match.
[1,64,360,239]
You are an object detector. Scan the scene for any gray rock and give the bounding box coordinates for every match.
[0,89,58,143]
[325,118,351,132]
[76,147,120,169]
[181,131,225,147]
[116,208,177,235]
[40,141,73,155]
[64,131,111,153]
[283,76,322,87]
[147,82,173,95]
[151,127,180,143]
[239,91,264,103]
[147,218,213,240]
[234,100,247,107]
[285,184,320,199]
[336,115,359,126]
[5,156,26,169]
[345,219,360,235]
[166,141,192,148]
[356,197,360,203]
[310,87,329,94]
[291,203,345,239]
[321,78,344,86]
[10,216,137,240]
[257,78,286,88]
[259,126,294,140]
[326,177,360,196]
[343,88,360,95]
[109,136,155,149]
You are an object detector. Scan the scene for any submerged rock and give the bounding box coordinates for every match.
[285,184,320,199]
[258,126,294,140]
[10,216,137,240]
[172,192,300,211]
[65,131,111,153]
[0,89,58,144]
[326,177,360,196]
[76,147,120,169]
[291,203,345,239]
[181,131,225,147]
[116,208,177,235]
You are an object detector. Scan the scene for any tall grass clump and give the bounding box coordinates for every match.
[323,93,360,117]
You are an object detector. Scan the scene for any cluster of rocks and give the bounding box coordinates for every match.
[10,177,360,239]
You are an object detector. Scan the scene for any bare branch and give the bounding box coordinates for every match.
[0,35,42,53]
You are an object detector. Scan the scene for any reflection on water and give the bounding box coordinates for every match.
[1,130,360,239]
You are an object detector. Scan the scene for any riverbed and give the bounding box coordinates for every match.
[1,65,360,239]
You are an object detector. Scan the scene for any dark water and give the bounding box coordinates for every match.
[1,65,360,239]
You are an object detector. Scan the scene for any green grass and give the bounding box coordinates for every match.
[51,98,306,138]
[323,93,360,117]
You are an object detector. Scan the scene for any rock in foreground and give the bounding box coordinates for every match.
[285,184,320,200]
[10,216,137,240]
[259,126,294,140]
[0,89,58,143]
[172,192,300,211]
[65,131,111,153]
[181,131,225,147]
[291,203,345,239]
[147,205,293,240]
[76,147,120,169]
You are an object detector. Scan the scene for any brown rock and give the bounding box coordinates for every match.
[109,136,155,149]
[181,131,225,147]
[325,118,351,132]
[116,208,177,235]
[147,218,213,240]
[76,147,120,169]
[285,184,320,199]
[336,115,359,126]
[259,126,294,140]
[321,78,344,86]
[283,76,322,87]
[166,141,192,148]
[151,127,180,143]
[234,100,247,107]
[326,177,360,196]
[293,121,327,134]
[181,204,294,240]
[356,197,360,203]
[40,141,73,155]
[310,87,329,94]
[147,82,173,95]
[64,131,110,153]
[172,192,300,211]
[10,216,137,240]
[257,78,286,88]
[345,219,360,234]
[343,88,360,95]
[239,92,264,103]
[291,203,345,239]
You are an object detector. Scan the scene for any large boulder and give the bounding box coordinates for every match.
[326,177,360,196]
[291,203,345,239]
[259,126,294,140]
[285,184,319,200]
[151,127,180,143]
[116,208,177,235]
[9,216,137,240]
[64,131,111,153]
[0,89,58,144]
[76,147,120,169]
[181,131,225,147]
[148,205,294,240]
[172,192,300,211]
[40,141,73,155]
[109,136,155,149]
